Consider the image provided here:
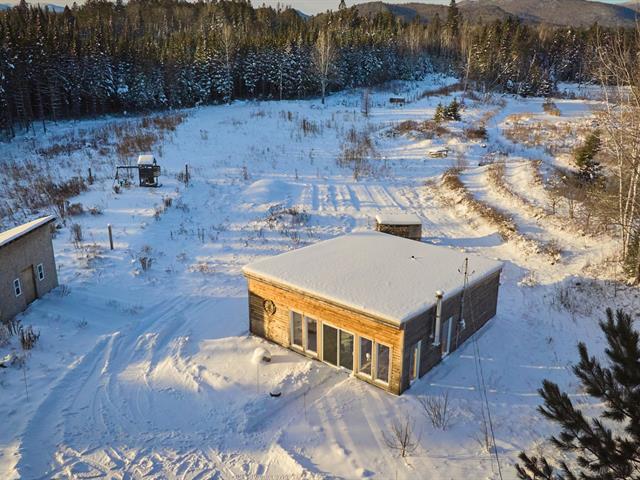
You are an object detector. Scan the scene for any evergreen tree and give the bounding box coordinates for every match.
[0,0,628,136]
[574,130,602,184]
[516,308,640,480]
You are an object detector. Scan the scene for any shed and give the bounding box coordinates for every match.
[428,147,449,158]
[243,232,502,395]
[137,154,160,187]
[0,216,58,323]
[375,213,422,241]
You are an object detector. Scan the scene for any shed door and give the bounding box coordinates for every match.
[19,266,37,305]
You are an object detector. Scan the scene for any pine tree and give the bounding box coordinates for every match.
[574,130,602,184]
[516,308,640,480]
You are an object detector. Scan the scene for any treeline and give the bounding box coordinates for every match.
[0,0,634,137]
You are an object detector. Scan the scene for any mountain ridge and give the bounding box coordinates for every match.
[354,0,639,27]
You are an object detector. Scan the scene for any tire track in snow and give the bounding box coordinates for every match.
[17,297,220,479]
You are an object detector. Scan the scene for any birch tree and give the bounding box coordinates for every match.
[595,26,640,280]
[314,28,335,105]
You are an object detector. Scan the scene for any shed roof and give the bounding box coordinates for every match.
[243,231,503,325]
[0,216,56,249]
[137,154,155,165]
[375,213,422,226]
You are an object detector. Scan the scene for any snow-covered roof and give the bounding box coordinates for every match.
[0,216,56,249]
[243,232,503,325]
[375,213,422,226]
[137,155,155,165]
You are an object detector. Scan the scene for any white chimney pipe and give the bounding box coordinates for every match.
[433,290,444,347]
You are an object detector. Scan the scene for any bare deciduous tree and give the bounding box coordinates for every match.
[382,416,421,458]
[418,391,451,430]
[595,26,640,280]
[314,28,335,105]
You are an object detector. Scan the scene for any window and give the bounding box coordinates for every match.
[13,278,22,297]
[37,264,45,281]
[359,337,373,377]
[339,331,354,371]
[410,341,421,383]
[305,317,317,353]
[376,343,390,384]
[322,324,338,366]
[291,312,303,348]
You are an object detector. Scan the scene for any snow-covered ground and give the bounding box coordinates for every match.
[0,76,636,479]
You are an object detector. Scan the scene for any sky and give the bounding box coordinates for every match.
[3,0,634,15]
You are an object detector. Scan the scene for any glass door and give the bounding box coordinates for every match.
[322,324,338,366]
[339,331,354,371]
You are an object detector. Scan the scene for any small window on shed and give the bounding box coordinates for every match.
[37,264,45,281]
[13,278,22,297]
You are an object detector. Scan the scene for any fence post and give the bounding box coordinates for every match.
[108,224,114,250]
[88,167,93,185]
[185,164,190,185]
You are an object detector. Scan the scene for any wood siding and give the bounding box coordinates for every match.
[247,275,405,394]
[246,268,501,395]
[375,223,422,241]
[401,270,501,392]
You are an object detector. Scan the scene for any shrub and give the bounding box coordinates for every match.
[70,223,83,246]
[299,118,320,136]
[419,392,451,430]
[138,245,153,271]
[542,99,561,116]
[0,324,10,347]
[19,325,40,350]
[2,317,21,336]
[66,202,84,216]
[464,125,488,140]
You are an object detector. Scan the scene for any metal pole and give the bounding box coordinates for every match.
[108,224,114,250]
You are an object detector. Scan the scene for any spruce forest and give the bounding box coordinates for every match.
[0,0,632,138]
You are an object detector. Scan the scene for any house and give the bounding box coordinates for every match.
[243,232,502,395]
[0,216,58,323]
[375,213,422,241]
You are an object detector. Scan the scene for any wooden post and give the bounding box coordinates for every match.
[185,164,189,185]
[88,167,93,185]
[108,224,114,250]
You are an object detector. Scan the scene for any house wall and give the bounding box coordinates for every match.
[375,223,422,241]
[0,224,58,323]
[246,275,406,395]
[400,270,501,392]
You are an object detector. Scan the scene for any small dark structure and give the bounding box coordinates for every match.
[389,97,406,106]
[375,214,422,241]
[243,232,502,395]
[428,147,449,158]
[0,216,58,323]
[116,155,161,187]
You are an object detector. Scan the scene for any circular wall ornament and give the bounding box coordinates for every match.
[263,299,276,316]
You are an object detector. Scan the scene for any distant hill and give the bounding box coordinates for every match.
[354,0,640,27]
[622,1,640,12]
[0,2,64,12]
